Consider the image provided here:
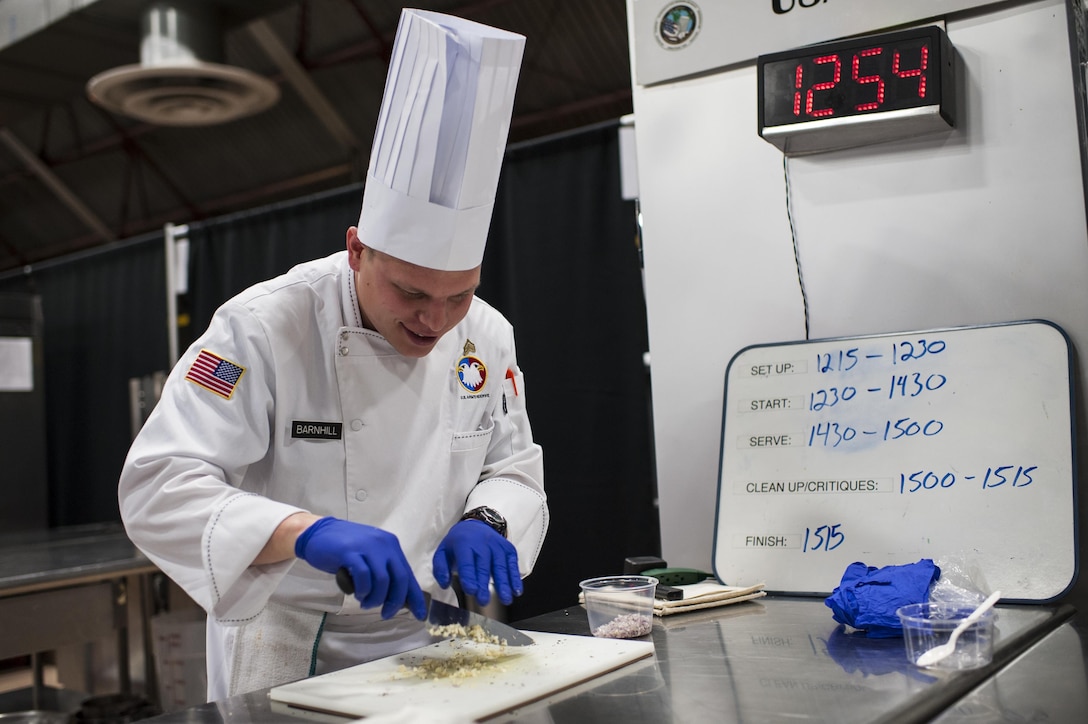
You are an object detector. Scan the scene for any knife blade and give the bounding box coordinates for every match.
[335,567,534,646]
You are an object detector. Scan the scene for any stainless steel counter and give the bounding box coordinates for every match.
[140,595,1081,723]
[0,523,159,706]
[0,523,155,597]
[932,611,1088,723]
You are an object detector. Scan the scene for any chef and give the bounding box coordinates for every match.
[118,9,547,701]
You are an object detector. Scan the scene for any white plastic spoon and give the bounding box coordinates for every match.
[915,590,1002,667]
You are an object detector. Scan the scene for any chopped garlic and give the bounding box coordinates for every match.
[428,623,506,647]
[392,624,510,681]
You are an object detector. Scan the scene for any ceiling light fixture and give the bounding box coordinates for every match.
[86,0,279,126]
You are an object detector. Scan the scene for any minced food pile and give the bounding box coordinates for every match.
[394,623,511,681]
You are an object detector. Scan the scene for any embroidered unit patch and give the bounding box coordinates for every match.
[457,355,487,393]
[185,349,245,399]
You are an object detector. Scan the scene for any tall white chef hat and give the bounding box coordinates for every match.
[356,9,525,271]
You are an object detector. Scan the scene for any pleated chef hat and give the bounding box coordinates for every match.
[356,9,525,271]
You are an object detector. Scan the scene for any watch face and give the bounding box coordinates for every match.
[465,507,507,537]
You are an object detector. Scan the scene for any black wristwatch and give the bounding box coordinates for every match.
[461,506,507,538]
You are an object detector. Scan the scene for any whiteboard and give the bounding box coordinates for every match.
[712,320,1078,602]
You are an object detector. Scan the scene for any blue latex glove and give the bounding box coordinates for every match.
[295,517,427,620]
[433,519,522,607]
[824,559,941,638]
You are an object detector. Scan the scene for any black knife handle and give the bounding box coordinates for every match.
[336,567,354,594]
[335,567,435,618]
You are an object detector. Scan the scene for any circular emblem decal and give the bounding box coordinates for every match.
[457,356,487,393]
[655,3,700,50]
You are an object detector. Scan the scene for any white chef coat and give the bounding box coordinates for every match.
[118,250,547,699]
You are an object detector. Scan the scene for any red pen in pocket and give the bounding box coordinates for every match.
[505,368,518,396]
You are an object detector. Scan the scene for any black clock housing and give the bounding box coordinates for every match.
[758,25,956,155]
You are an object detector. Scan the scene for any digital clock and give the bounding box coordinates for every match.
[757,26,956,155]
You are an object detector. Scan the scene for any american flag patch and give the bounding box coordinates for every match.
[185,349,245,399]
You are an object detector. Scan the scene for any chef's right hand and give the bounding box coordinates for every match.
[294,517,427,620]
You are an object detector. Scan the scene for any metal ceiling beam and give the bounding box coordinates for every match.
[93,107,204,222]
[344,0,390,64]
[0,232,28,268]
[511,88,632,132]
[307,0,519,72]
[5,159,355,273]
[0,0,632,274]
[194,161,353,214]
[0,128,115,242]
[247,18,361,154]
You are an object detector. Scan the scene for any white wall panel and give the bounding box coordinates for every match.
[629,0,1088,594]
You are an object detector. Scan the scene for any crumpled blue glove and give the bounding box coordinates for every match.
[824,559,941,638]
[433,519,522,608]
[295,517,427,620]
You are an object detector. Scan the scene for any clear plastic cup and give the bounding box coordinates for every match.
[579,575,658,639]
[897,602,997,670]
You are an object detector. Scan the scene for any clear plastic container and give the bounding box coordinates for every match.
[897,602,996,670]
[579,575,658,639]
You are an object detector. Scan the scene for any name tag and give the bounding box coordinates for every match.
[291,421,343,440]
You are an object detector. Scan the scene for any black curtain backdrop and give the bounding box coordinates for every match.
[185,187,361,347]
[0,121,659,620]
[484,124,659,619]
[0,236,168,525]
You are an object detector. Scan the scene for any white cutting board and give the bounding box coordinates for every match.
[269,631,654,721]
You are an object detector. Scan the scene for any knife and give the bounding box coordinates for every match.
[335,567,534,646]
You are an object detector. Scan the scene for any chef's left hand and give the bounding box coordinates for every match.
[433,520,522,607]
